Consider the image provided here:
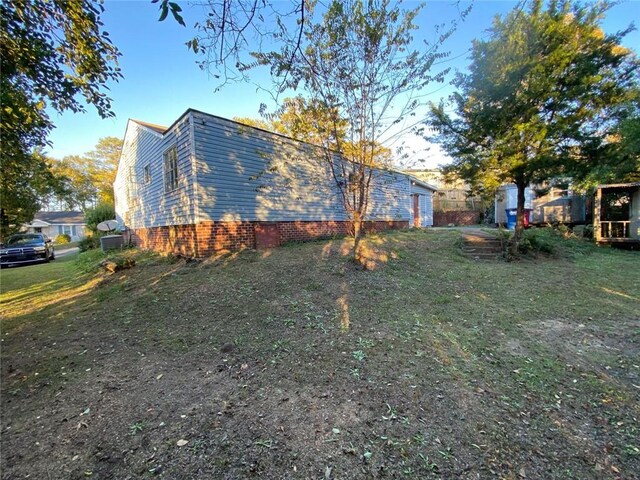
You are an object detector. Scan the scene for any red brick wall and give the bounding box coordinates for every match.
[131,219,409,257]
[434,211,480,226]
[277,220,408,244]
[129,224,198,257]
[195,221,255,257]
[278,221,349,243]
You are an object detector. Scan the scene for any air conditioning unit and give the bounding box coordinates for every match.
[100,235,124,253]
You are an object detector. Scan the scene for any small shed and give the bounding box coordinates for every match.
[594,182,640,246]
[495,183,586,226]
[494,185,534,225]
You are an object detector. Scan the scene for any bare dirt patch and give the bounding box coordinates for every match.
[2,231,639,479]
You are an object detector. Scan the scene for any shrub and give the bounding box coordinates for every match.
[79,236,100,252]
[54,233,71,244]
[85,203,116,233]
[519,226,596,257]
[520,228,558,254]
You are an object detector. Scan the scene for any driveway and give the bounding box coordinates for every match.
[54,246,79,258]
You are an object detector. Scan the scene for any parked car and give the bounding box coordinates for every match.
[0,233,55,267]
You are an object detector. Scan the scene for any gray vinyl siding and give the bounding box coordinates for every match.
[366,171,411,220]
[192,112,410,222]
[114,119,195,229]
[116,110,415,228]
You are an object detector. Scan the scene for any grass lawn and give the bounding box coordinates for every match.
[1,230,638,479]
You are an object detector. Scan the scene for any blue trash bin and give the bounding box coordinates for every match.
[505,208,517,230]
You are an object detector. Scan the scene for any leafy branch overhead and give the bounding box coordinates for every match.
[153,0,185,26]
[0,0,122,238]
[157,0,307,84]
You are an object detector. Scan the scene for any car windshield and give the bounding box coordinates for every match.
[5,235,44,246]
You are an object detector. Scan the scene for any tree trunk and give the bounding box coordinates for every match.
[353,210,363,264]
[511,180,527,255]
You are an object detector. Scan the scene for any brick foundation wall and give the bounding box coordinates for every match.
[278,221,349,243]
[277,220,408,244]
[130,219,409,258]
[129,224,198,257]
[196,221,256,257]
[433,211,480,227]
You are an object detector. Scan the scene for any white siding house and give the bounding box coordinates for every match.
[114,109,436,257]
[23,211,88,241]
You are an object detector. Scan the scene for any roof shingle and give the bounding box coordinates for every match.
[34,211,86,224]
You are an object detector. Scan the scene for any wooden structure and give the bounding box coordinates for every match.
[594,182,640,246]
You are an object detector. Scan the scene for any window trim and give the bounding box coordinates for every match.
[143,164,151,185]
[163,145,179,193]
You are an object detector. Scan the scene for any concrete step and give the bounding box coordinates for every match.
[460,233,504,261]
[467,253,503,261]
[463,239,503,246]
[462,247,503,254]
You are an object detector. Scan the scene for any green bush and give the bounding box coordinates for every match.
[54,233,71,244]
[519,226,596,257]
[520,228,558,254]
[79,236,100,252]
[85,203,116,233]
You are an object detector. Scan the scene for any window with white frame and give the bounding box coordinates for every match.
[163,146,178,192]
[143,164,151,184]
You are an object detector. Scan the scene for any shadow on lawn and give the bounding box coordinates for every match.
[0,256,101,331]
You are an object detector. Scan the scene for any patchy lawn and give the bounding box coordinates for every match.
[1,230,638,479]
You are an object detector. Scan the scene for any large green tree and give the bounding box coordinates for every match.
[235,95,348,148]
[0,0,121,238]
[49,155,97,211]
[1,152,68,238]
[86,136,124,205]
[572,96,640,188]
[427,0,638,249]
[46,137,123,211]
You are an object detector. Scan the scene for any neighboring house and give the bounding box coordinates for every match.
[594,182,640,246]
[495,183,586,226]
[23,211,87,241]
[114,109,436,258]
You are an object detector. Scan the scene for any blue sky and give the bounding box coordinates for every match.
[47,0,640,167]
